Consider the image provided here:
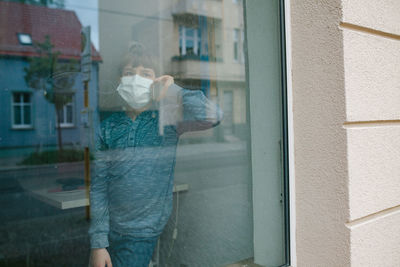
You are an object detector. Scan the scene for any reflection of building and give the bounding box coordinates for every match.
[0,2,101,153]
[97,1,251,266]
[170,0,246,140]
[99,0,247,141]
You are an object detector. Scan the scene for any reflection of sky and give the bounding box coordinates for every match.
[64,0,99,50]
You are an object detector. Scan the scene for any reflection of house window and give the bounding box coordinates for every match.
[223,90,234,135]
[233,29,239,61]
[179,25,201,56]
[233,29,245,63]
[59,100,74,127]
[173,18,223,62]
[12,92,32,129]
[241,29,245,63]
[17,33,32,45]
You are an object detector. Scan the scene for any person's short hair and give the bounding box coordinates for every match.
[119,42,159,76]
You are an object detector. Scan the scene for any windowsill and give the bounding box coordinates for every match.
[59,124,76,129]
[11,126,34,130]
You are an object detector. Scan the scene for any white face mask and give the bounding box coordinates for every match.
[116,75,153,109]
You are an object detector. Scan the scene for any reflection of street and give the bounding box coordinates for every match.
[0,162,90,265]
[175,141,248,192]
[0,140,251,266]
[160,140,253,267]
[0,210,90,266]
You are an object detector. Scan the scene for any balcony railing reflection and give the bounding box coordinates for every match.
[171,59,245,82]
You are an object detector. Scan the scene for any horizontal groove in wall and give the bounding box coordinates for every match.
[346,205,400,228]
[343,120,400,129]
[340,22,400,41]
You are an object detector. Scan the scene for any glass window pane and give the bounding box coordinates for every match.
[66,104,73,123]
[234,43,238,60]
[14,106,21,125]
[23,105,31,125]
[0,1,288,266]
[223,91,234,135]
[185,28,194,37]
[18,33,32,45]
[59,107,64,123]
[186,39,194,48]
[179,26,183,55]
[13,93,20,103]
[23,93,30,103]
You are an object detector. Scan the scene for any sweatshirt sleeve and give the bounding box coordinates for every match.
[180,87,223,132]
[88,124,110,249]
[159,84,223,135]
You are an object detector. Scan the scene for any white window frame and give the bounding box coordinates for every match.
[284,0,296,265]
[59,98,75,128]
[11,92,33,129]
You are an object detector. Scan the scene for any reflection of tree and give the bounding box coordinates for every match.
[0,0,64,8]
[24,35,79,151]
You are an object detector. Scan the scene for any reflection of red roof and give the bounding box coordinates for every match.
[0,2,101,61]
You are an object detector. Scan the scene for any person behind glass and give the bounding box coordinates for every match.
[88,43,222,267]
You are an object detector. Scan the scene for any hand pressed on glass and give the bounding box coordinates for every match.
[151,75,174,102]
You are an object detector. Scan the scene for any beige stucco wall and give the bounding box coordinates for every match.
[291,0,400,266]
[342,1,400,266]
[291,0,350,266]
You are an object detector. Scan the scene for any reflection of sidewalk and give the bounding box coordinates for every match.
[0,141,247,172]
[0,144,79,169]
[0,161,84,174]
[177,140,247,160]
[0,146,42,168]
[0,156,24,168]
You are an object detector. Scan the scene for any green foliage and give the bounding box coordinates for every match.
[23,35,80,151]
[24,35,79,109]
[19,149,93,165]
